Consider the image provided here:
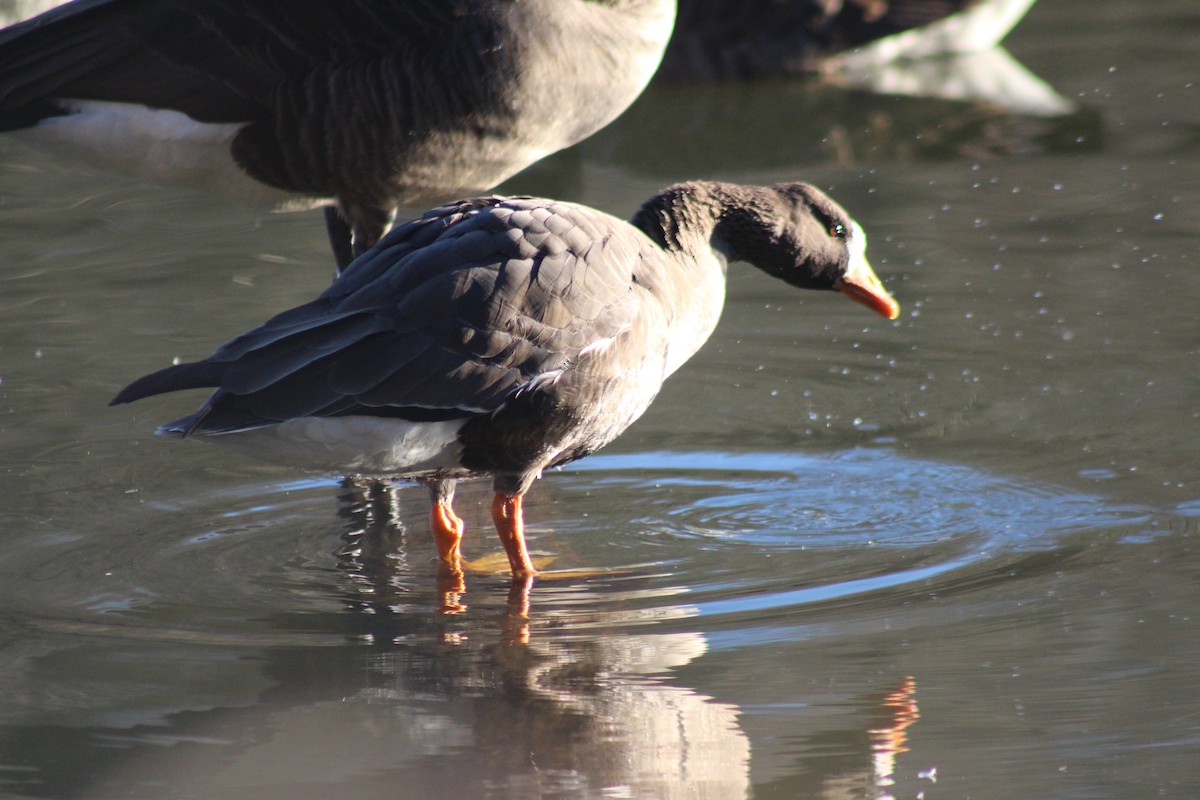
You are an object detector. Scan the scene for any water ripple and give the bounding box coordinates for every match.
[4,449,1164,647]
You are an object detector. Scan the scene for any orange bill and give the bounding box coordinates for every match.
[837,237,900,320]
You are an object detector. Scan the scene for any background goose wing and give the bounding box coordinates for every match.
[0,0,487,123]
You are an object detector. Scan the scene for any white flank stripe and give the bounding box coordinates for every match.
[193,416,467,477]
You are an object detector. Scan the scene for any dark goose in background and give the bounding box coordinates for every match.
[588,0,1080,183]
[111,181,900,581]
[0,0,676,267]
[660,0,1037,81]
[0,0,1046,271]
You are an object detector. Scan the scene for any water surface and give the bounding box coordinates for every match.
[1,1,1197,797]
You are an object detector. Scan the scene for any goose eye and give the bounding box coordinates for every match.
[829,223,846,239]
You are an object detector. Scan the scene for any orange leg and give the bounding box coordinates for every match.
[430,501,464,571]
[492,493,535,577]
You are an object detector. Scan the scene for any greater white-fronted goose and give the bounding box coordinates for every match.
[111,181,900,579]
[0,0,676,267]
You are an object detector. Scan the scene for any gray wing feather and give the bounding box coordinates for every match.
[1,0,474,119]
[113,197,651,433]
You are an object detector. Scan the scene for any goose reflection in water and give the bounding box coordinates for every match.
[163,478,918,800]
[0,466,931,798]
